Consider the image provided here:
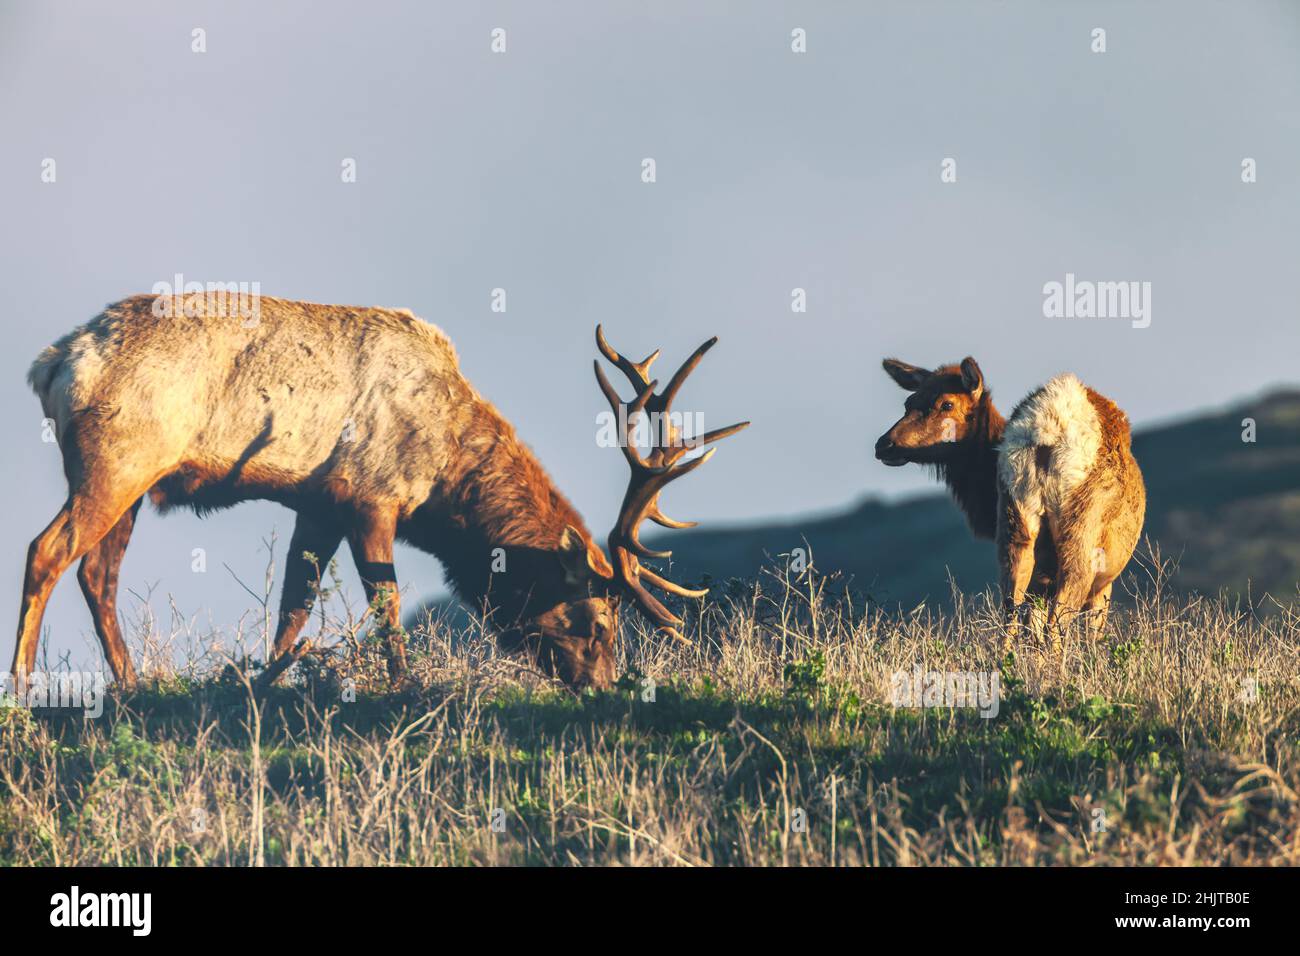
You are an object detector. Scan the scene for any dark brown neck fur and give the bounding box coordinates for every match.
[405,403,596,621]
[936,393,1006,539]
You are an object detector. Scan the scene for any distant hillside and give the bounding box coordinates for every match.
[653,389,1300,609]
[409,390,1300,625]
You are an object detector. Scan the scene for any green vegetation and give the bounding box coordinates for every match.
[1,564,1297,865]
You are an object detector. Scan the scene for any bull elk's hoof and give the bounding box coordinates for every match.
[253,640,316,695]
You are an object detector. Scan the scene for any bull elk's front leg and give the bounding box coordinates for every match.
[254,511,346,692]
[996,490,1039,651]
[346,504,408,682]
[271,512,344,659]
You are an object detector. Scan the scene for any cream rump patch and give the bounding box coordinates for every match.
[997,374,1102,516]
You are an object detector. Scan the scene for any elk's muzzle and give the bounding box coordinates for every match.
[875,432,908,466]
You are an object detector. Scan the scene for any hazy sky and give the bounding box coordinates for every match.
[2,1,1297,666]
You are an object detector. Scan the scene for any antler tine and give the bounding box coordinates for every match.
[616,483,675,560]
[612,458,714,560]
[695,420,751,446]
[596,326,749,647]
[596,323,660,393]
[638,564,708,599]
[623,449,721,551]
[643,430,747,527]
[593,360,664,473]
[609,548,682,629]
[657,335,718,415]
[646,493,697,530]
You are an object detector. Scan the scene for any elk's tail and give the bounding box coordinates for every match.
[28,342,68,398]
[26,332,82,438]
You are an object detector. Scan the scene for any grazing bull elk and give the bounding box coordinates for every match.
[874,357,1145,641]
[14,293,746,690]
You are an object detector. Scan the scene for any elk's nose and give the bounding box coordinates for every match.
[875,435,907,466]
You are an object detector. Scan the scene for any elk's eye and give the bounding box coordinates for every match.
[940,401,954,412]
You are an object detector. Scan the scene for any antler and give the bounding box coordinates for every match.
[594,324,749,643]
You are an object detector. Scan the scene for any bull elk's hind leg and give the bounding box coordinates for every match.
[76,497,143,686]
[13,488,149,686]
[345,505,408,682]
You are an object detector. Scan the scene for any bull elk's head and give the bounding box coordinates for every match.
[514,326,748,690]
[874,357,986,466]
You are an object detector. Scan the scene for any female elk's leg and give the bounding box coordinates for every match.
[1046,518,1104,641]
[996,493,1040,643]
[13,491,143,687]
[345,505,408,680]
[76,498,143,686]
[1083,580,1113,640]
[271,512,344,660]
[1025,579,1050,642]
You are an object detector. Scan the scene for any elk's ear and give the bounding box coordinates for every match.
[882,359,931,391]
[959,357,984,398]
[558,525,611,583]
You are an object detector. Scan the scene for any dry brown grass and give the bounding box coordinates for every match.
[1,551,1297,866]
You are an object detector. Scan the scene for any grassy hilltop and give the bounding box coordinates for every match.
[2,565,1297,866]
[659,389,1300,610]
[3,391,1297,866]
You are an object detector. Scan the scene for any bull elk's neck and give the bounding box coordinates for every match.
[412,402,592,615]
[937,395,1006,540]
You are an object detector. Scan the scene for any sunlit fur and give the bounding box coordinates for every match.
[999,374,1102,517]
[16,294,621,689]
[876,357,1146,641]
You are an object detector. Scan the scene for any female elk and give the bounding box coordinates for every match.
[14,293,746,690]
[874,357,1145,641]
